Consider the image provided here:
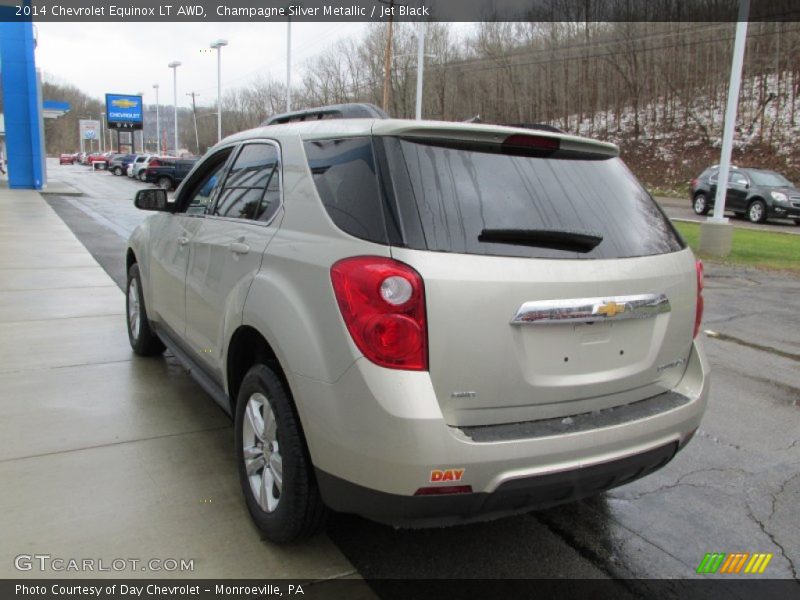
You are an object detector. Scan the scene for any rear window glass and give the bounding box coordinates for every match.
[304,138,387,245]
[382,137,684,259]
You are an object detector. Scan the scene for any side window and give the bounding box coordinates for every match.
[181,151,232,215]
[303,137,386,244]
[730,172,748,186]
[214,143,281,222]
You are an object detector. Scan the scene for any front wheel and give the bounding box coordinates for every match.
[113,166,123,176]
[126,264,165,356]
[747,200,767,224]
[138,171,147,182]
[693,194,710,215]
[794,219,800,226]
[235,364,325,543]
[157,176,172,189]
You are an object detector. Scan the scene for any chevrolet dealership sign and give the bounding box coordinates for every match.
[105,93,143,130]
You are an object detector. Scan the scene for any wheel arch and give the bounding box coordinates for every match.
[226,325,288,415]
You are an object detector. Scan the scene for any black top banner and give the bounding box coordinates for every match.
[2,0,800,23]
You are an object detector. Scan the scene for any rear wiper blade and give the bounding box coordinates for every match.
[478,228,603,253]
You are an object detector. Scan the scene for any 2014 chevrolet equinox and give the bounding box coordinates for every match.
[125,106,709,543]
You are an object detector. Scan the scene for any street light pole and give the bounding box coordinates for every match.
[286,17,292,112]
[210,39,228,143]
[168,61,182,155]
[699,0,750,257]
[153,84,160,155]
[415,21,426,120]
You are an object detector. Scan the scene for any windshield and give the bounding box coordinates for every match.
[747,170,793,188]
[381,137,684,260]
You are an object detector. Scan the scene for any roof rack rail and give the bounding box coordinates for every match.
[262,103,389,126]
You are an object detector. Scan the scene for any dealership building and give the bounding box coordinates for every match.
[0,14,48,190]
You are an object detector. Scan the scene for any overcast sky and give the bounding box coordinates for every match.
[34,21,372,108]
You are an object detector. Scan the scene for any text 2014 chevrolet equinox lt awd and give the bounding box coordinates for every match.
[125,104,709,543]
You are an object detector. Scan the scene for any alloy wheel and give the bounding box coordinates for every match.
[127,278,140,341]
[242,392,283,513]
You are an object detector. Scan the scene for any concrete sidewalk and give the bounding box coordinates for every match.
[0,188,361,584]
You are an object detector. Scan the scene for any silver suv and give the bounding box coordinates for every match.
[126,105,709,543]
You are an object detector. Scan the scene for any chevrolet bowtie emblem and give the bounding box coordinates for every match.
[596,301,626,317]
[111,99,138,108]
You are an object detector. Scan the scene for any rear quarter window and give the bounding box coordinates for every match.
[303,138,388,245]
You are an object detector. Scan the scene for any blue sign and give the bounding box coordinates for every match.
[105,93,143,129]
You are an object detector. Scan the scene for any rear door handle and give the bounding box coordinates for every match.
[178,236,189,246]
[229,242,250,255]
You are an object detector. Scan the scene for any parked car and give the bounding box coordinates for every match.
[109,153,137,176]
[691,166,800,224]
[142,157,197,189]
[126,104,709,543]
[127,154,152,179]
[76,152,88,165]
[87,153,108,167]
[59,153,74,165]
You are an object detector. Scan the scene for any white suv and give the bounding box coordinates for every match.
[126,105,709,543]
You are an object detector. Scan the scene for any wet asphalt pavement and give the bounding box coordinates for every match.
[43,160,800,590]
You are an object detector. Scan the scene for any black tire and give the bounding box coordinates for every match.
[113,166,123,176]
[692,193,710,215]
[747,200,767,223]
[235,364,325,543]
[157,176,172,190]
[794,219,800,226]
[126,263,165,356]
[138,171,147,182]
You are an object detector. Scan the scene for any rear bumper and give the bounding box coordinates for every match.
[317,441,679,526]
[292,340,709,526]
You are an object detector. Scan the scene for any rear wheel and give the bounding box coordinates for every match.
[113,166,123,176]
[693,194,710,215]
[235,364,325,543]
[138,171,147,182]
[794,219,800,226]
[126,264,165,356]
[157,176,172,190]
[747,200,767,223]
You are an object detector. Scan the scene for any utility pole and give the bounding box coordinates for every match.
[381,0,395,113]
[186,92,201,155]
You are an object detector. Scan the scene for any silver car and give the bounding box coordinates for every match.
[125,105,709,543]
[128,154,152,179]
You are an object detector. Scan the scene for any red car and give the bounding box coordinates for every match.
[87,153,108,167]
[59,153,75,165]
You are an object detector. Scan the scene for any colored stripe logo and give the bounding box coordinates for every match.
[696,552,773,574]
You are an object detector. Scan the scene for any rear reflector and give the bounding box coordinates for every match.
[414,485,473,496]
[503,133,560,151]
[694,259,704,338]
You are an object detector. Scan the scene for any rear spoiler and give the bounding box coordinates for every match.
[372,122,619,159]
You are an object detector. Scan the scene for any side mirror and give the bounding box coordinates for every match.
[134,188,172,212]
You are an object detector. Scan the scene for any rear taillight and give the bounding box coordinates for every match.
[694,259,704,338]
[331,256,428,371]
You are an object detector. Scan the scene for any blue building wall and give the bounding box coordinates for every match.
[0,15,46,190]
